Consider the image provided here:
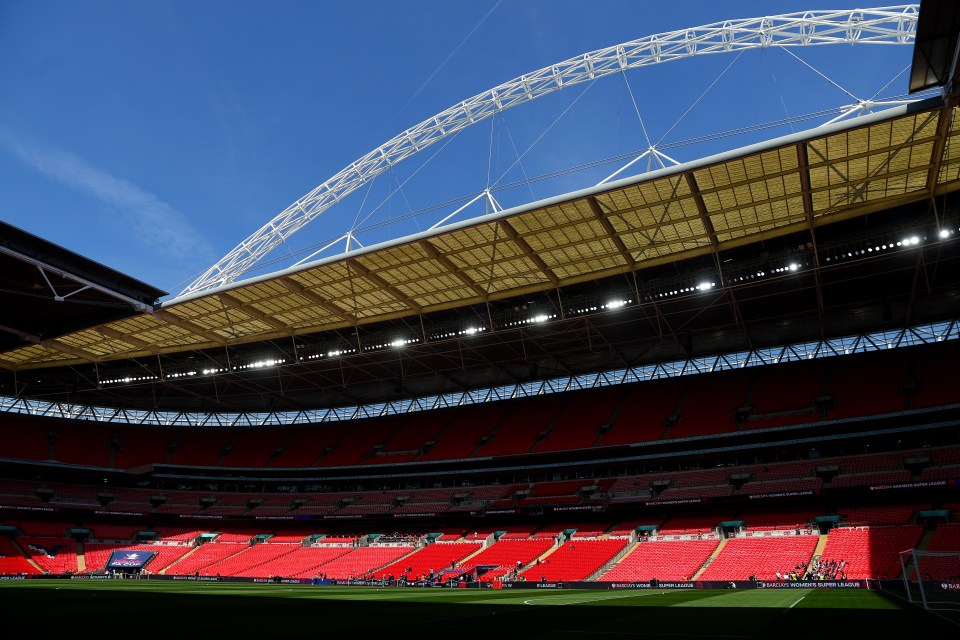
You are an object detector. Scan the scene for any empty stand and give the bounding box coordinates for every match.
[0,415,54,462]
[476,395,564,458]
[538,387,621,452]
[49,423,112,467]
[419,403,509,461]
[743,360,824,430]
[601,539,719,582]
[698,534,818,581]
[819,525,923,579]
[463,538,554,582]
[165,542,247,576]
[314,546,415,579]
[111,426,173,469]
[213,543,301,577]
[84,543,191,574]
[659,514,727,535]
[670,370,748,438]
[600,380,677,446]
[0,536,40,575]
[20,537,78,574]
[827,351,908,419]
[220,428,291,468]
[168,430,235,467]
[522,538,628,581]
[920,523,960,580]
[270,422,352,468]
[373,541,482,581]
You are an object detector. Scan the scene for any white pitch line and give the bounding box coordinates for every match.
[522,591,658,606]
[787,594,807,610]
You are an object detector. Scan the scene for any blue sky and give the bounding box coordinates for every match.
[0,1,924,297]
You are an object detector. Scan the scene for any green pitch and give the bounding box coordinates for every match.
[2,581,955,639]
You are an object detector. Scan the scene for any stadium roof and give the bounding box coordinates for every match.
[0,221,165,356]
[1,98,958,373]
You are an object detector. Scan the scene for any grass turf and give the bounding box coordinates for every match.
[2,580,956,639]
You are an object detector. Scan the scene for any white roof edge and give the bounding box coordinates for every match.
[163,96,944,309]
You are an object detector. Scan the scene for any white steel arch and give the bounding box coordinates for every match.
[182,6,920,296]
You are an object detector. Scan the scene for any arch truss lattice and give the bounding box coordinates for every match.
[182,6,920,296]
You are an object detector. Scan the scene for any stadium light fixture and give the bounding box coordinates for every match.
[941,229,950,239]
[604,299,628,309]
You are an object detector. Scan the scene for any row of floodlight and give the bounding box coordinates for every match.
[100,224,956,386]
[101,359,286,385]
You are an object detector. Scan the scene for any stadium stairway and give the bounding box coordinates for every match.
[457,544,488,567]
[804,534,830,577]
[160,545,203,575]
[10,539,43,573]
[76,542,86,572]
[691,537,728,580]
[587,540,637,581]
[527,541,562,572]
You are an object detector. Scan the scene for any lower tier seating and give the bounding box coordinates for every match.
[312,546,415,579]
[372,541,482,582]
[601,539,720,582]
[460,539,555,582]
[818,525,923,580]
[698,535,819,581]
[521,539,629,581]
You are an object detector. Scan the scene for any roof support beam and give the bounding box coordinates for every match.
[496,220,559,286]
[797,141,827,338]
[586,196,636,268]
[96,326,159,355]
[218,293,289,332]
[686,172,748,337]
[151,309,227,346]
[926,105,953,196]
[39,339,99,362]
[419,239,489,299]
[277,277,357,324]
[346,259,423,313]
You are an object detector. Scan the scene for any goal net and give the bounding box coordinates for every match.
[899,549,960,611]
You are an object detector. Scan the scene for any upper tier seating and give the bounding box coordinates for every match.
[475,395,565,458]
[3,343,959,472]
[599,380,677,446]
[537,387,621,453]
[742,360,824,430]
[669,370,748,438]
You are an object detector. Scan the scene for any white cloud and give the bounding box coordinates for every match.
[0,130,216,267]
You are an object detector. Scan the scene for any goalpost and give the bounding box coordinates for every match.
[899,549,960,611]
